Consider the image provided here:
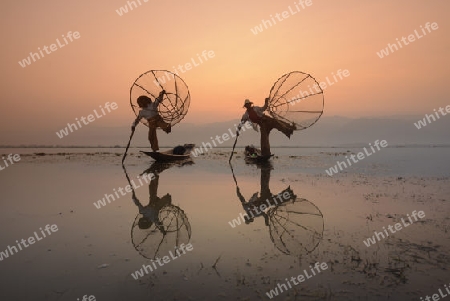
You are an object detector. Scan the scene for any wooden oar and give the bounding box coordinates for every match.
[228,127,241,163]
[122,127,135,164]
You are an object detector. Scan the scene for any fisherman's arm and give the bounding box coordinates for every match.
[154,90,166,106]
[261,97,269,111]
[131,112,143,130]
[237,112,248,132]
[240,112,249,124]
[239,114,259,133]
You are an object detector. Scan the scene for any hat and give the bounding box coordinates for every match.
[243,99,253,107]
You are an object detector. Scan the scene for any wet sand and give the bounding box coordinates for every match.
[0,148,449,300]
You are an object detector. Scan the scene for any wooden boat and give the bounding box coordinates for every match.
[141,144,195,162]
[244,145,273,163]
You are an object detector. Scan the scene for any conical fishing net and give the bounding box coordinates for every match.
[130,70,190,127]
[268,71,324,130]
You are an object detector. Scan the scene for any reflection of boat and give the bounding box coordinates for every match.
[230,162,324,256]
[122,162,192,260]
[244,145,272,164]
[141,159,194,175]
[140,144,195,162]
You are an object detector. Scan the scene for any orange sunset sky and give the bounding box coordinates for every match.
[0,0,449,144]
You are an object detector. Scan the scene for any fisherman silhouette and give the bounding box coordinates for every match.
[131,90,171,152]
[133,172,170,234]
[238,98,296,157]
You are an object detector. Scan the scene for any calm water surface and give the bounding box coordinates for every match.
[0,147,448,300]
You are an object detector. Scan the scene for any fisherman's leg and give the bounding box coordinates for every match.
[260,123,271,157]
[149,174,159,202]
[260,166,272,198]
[265,116,295,138]
[163,120,171,133]
[148,127,159,151]
[279,118,296,131]
[156,116,171,133]
[261,116,276,133]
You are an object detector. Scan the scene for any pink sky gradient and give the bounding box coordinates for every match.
[0,0,449,144]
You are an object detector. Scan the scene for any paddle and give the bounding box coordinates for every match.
[122,126,135,164]
[228,126,241,163]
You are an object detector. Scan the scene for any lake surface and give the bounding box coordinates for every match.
[0,147,448,300]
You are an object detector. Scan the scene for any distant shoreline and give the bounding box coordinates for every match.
[0,144,449,149]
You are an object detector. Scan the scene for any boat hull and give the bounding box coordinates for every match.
[141,144,194,162]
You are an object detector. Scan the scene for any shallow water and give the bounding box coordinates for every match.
[0,148,449,300]
[2,145,449,176]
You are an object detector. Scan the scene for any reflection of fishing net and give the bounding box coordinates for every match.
[131,205,191,260]
[130,70,190,127]
[158,206,187,233]
[268,71,324,130]
[267,198,324,256]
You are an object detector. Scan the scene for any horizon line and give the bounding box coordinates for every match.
[1,144,450,149]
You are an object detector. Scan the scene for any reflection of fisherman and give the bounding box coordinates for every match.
[125,161,193,260]
[235,165,296,225]
[238,98,296,157]
[132,173,171,234]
